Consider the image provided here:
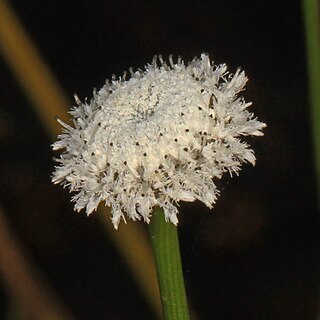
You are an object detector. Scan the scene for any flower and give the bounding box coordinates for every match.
[52,54,266,229]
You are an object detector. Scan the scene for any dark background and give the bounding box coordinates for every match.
[1,0,320,319]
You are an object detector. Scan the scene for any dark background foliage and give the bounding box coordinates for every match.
[1,0,320,319]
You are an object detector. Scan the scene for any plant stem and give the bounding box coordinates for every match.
[302,0,320,194]
[148,207,190,320]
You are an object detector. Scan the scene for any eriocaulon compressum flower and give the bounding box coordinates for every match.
[52,54,266,229]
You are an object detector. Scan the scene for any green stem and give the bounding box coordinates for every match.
[302,0,320,195]
[148,207,190,320]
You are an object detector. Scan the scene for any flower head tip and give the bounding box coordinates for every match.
[52,54,266,229]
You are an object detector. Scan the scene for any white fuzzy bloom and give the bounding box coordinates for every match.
[52,54,266,229]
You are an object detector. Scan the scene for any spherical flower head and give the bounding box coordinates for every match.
[52,54,266,229]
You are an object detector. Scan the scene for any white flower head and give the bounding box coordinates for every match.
[52,54,266,229]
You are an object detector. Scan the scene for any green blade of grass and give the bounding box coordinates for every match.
[302,0,320,194]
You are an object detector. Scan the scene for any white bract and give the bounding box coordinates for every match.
[52,54,265,229]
